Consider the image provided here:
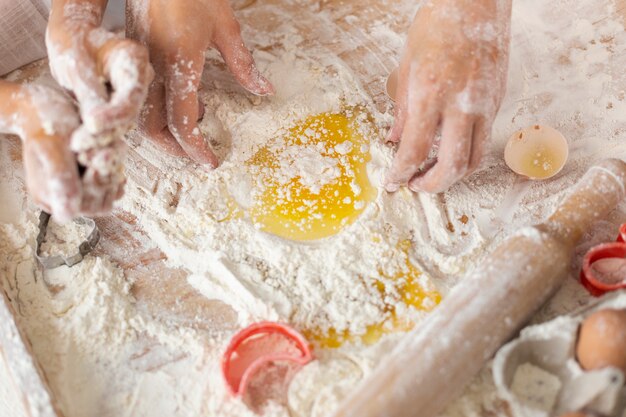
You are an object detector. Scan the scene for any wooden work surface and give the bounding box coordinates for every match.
[94,0,626,334]
[1,0,626,416]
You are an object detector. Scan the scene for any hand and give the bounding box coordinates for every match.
[0,81,125,221]
[46,0,153,137]
[127,0,274,167]
[385,0,511,194]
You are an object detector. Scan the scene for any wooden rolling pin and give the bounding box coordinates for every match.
[333,158,626,417]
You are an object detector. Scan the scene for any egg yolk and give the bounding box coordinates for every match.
[305,240,442,348]
[246,109,376,241]
[241,110,440,348]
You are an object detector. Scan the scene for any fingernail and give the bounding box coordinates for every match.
[384,181,400,193]
[408,182,421,193]
[249,68,275,96]
[84,113,104,134]
[202,160,219,171]
[198,153,219,170]
[385,127,399,144]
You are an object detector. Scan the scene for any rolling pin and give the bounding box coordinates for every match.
[333,158,626,417]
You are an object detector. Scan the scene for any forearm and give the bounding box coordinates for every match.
[49,0,109,29]
[0,81,23,134]
[417,0,512,33]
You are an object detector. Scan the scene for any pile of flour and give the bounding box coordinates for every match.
[1,0,626,416]
[120,8,481,338]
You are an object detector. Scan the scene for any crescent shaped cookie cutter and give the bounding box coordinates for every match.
[580,223,626,296]
[222,322,313,397]
[35,211,100,269]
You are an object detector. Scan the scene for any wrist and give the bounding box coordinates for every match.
[49,0,107,35]
[420,0,511,24]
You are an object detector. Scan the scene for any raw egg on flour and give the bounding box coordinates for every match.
[247,108,376,241]
[305,240,441,348]
[243,109,441,349]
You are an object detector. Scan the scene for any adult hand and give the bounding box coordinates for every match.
[385,0,511,194]
[127,0,274,167]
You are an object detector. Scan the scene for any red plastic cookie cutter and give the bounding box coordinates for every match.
[580,223,626,297]
[222,322,313,396]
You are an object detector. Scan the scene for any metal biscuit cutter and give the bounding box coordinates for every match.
[35,211,100,269]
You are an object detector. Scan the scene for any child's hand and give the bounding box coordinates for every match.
[46,0,153,137]
[0,81,125,221]
[127,0,274,167]
[385,0,511,194]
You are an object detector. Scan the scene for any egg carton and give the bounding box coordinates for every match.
[493,291,626,417]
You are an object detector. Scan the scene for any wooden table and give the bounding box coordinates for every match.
[1,0,625,416]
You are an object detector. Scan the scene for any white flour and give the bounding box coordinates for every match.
[39,217,91,258]
[2,0,626,416]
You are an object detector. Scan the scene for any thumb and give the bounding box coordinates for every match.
[25,137,81,222]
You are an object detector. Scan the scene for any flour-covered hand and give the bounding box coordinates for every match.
[0,81,81,221]
[0,81,125,221]
[46,0,153,136]
[127,0,274,167]
[385,0,511,194]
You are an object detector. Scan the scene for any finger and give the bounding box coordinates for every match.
[214,17,274,96]
[139,79,188,157]
[198,98,205,121]
[24,137,81,222]
[87,39,155,134]
[165,48,219,167]
[408,110,474,193]
[468,116,490,173]
[101,182,122,212]
[51,46,109,122]
[80,142,126,215]
[386,60,411,143]
[385,82,440,192]
[80,169,109,216]
[115,181,126,199]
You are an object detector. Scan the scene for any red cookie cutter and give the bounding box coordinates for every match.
[222,322,313,396]
[580,223,626,297]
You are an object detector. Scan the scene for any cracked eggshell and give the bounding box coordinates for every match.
[385,67,399,102]
[504,125,569,180]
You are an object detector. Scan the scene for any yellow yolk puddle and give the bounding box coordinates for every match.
[246,108,376,241]
[305,240,442,349]
[241,110,440,348]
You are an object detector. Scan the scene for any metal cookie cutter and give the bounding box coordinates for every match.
[35,211,100,269]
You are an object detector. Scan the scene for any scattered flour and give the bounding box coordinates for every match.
[1,0,626,417]
[39,218,91,258]
[275,145,341,194]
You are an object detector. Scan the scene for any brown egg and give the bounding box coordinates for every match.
[576,308,626,375]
